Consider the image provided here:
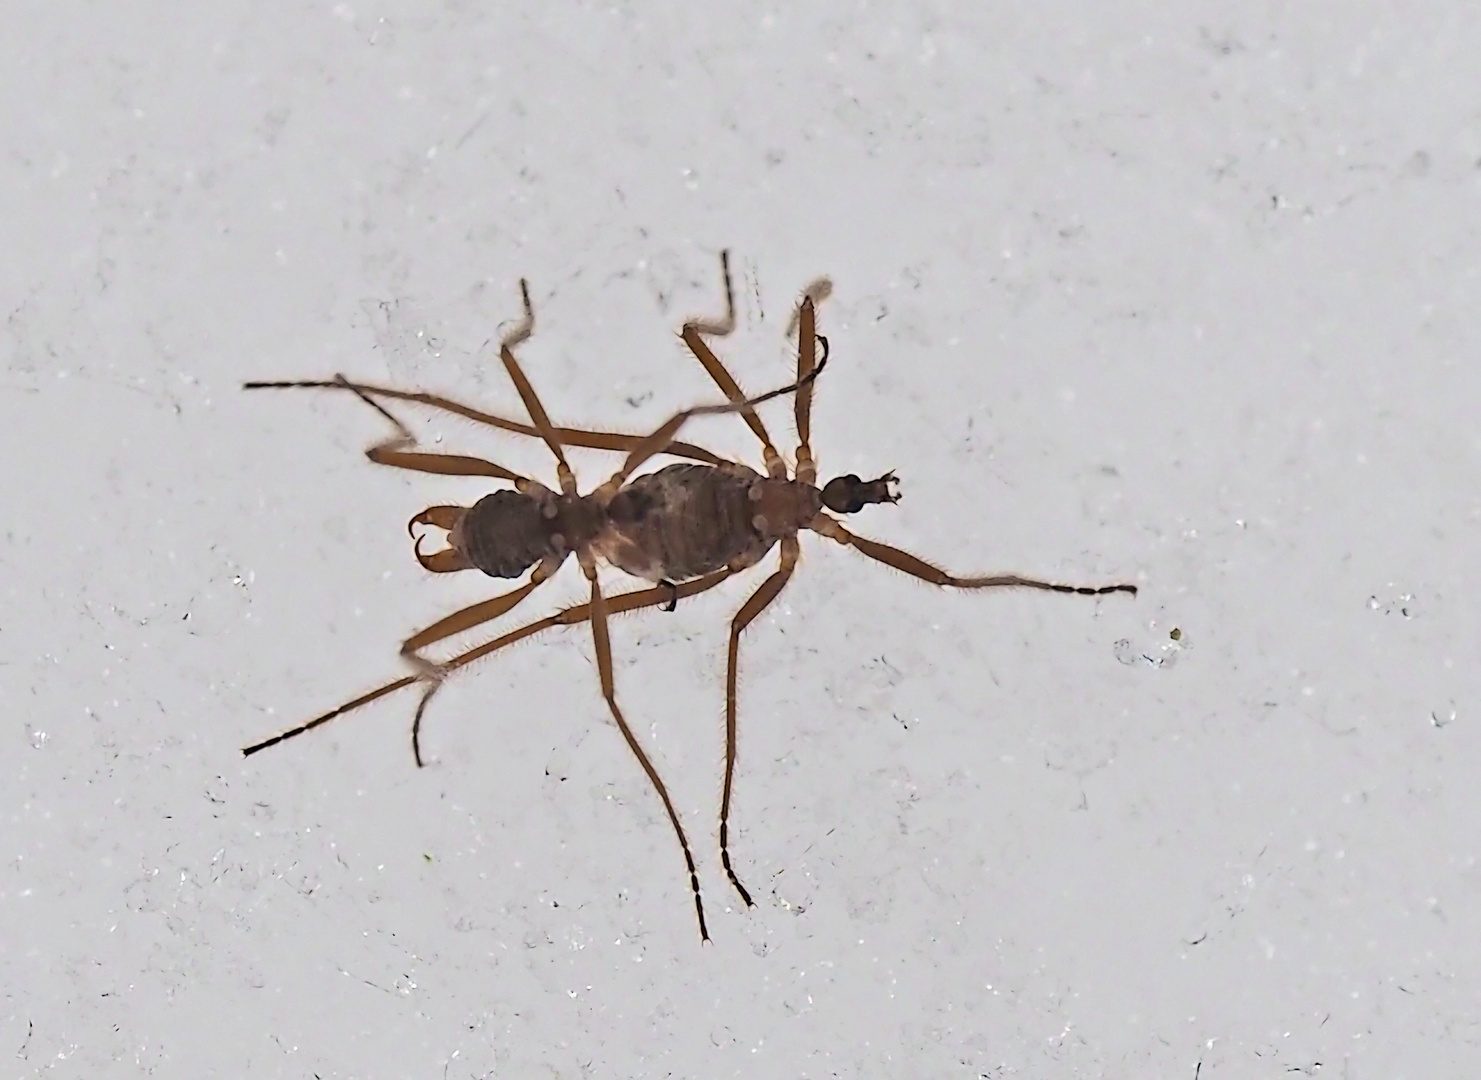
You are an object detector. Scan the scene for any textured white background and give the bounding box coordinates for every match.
[4,2,1478,1077]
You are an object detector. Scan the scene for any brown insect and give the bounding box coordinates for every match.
[243,254,1137,941]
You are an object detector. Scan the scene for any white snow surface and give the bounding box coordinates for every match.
[3,4,1477,1077]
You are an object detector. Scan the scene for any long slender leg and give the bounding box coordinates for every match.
[596,361,827,497]
[582,557,710,940]
[333,373,537,486]
[495,280,580,495]
[368,446,528,484]
[242,569,736,753]
[277,336,825,501]
[406,568,558,766]
[681,252,786,477]
[399,570,550,662]
[809,514,1139,596]
[793,293,822,486]
[244,379,727,465]
[243,675,420,757]
[720,535,799,907]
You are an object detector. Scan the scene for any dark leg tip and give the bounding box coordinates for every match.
[726,869,755,908]
[694,900,711,943]
[241,733,282,756]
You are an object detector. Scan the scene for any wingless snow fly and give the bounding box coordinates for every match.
[243,253,1137,940]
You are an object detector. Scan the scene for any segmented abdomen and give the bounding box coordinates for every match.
[460,490,549,578]
[598,463,768,581]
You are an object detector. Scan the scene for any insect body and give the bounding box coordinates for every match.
[598,463,811,581]
[243,254,1137,942]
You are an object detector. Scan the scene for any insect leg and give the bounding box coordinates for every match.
[398,567,557,765]
[596,361,828,497]
[241,570,736,759]
[244,379,726,465]
[792,291,824,485]
[720,535,799,907]
[245,571,555,769]
[367,447,530,484]
[430,568,736,678]
[583,557,710,942]
[241,676,419,757]
[680,251,785,477]
[809,514,1139,596]
[497,280,578,494]
[400,570,551,661]
[318,373,539,486]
